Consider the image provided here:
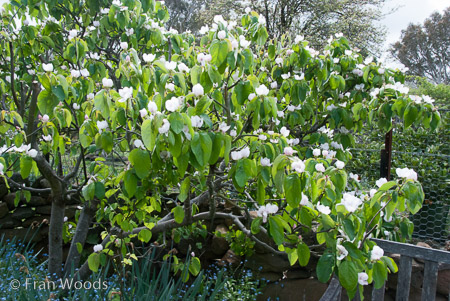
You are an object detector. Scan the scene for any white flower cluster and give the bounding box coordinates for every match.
[257,203,278,223]
[230,146,250,160]
[395,167,417,181]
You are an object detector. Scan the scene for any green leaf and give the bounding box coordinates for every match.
[379,181,396,191]
[94,182,105,199]
[251,217,262,234]
[402,181,424,214]
[124,170,138,198]
[268,215,284,245]
[172,206,185,224]
[88,253,100,273]
[20,156,33,179]
[169,112,184,134]
[284,173,301,208]
[129,149,151,179]
[138,229,152,243]
[190,132,212,167]
[142,119,156,151]
[403,103,418,128]
[297,242,310,266]
[178,177,190,202]
[317,250,335,283]
[210,40,229,67]
[373,261,387,289]
[338,260,358,291]
[234,81,252,105]
[188,257,201,276]
[76,242,83,254]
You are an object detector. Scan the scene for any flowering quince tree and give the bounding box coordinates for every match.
[0,0,441,297]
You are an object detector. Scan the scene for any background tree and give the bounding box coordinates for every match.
[391,7,450,85]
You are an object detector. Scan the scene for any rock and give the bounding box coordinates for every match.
[257,277,328,301]
[36,205,52,215]
[28,196,51,206]
[4,193,23,210]
[11,207,34,221]
[0,202,9,219]
[249,211,258,219]
[217,249,242,267]
[65,205,80,219]
[259,272,281,282]
[415,242,432,264]
[0,227,45,244]
[437,268,450,296]
[285,269,311,279]
[245,252,291,273]
[0,184,8,200]
[22,215,51,228]
[211,224,229,256]
[0,216,21,229]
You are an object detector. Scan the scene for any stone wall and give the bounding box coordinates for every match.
[0,176,81,255]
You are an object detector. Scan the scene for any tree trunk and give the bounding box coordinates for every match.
[63,199,98,278]
[48,195,65,279]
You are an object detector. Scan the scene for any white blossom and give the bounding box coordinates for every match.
[191,115,203,128]
[118,87,133,102]
[165,82,175,91]
[42,114,50,123]
[134,139,145,149]
[42,63,53,72]
[97,120,108,132]
[260,157,271,167]
[80,69,89,77]
[257,204,278,223]
[231,146,250,161]
[159,119,170,134]
[165,61,177,71]
[165,97,180,112]
[284,147,296,156]
[300,193,309,206]
[312,148,321,157]
[217,30,226,39]
[358,272,369,285]
[315,163,325,172]
[71,69,81,78]
[294,35,304,44]
[192,84,204,97]
[68,29,78,39]
[340,193,362,213]
[102,78,114,88]
[120,42,128,50]
[376,178,388,188]
[291,160,305,173]
[255,85,269,96]
[370,245,384,261]
[248,93,256,100]
[280,126,290,137]
[178,63,190,73]
[317,203,331,215]
[42,135,52,142]
[395,167,417,181]
[335,160,345,169]
[147,101,158,114]
[93,244,103,252]
[143,53,156,63]
[218,122,230,133]
[0,163,3,175]
[27,149,38,158]
[139,108,148,118]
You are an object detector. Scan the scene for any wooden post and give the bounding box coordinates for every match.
[380,129,393,180]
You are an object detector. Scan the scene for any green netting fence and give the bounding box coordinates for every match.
[346,107,449,246]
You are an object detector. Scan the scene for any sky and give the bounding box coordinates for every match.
[0,0,448,52]
[379,0,449,50]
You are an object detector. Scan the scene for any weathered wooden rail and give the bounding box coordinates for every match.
[320,238,450,301]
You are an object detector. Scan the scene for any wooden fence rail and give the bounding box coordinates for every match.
[320,238,450,301]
